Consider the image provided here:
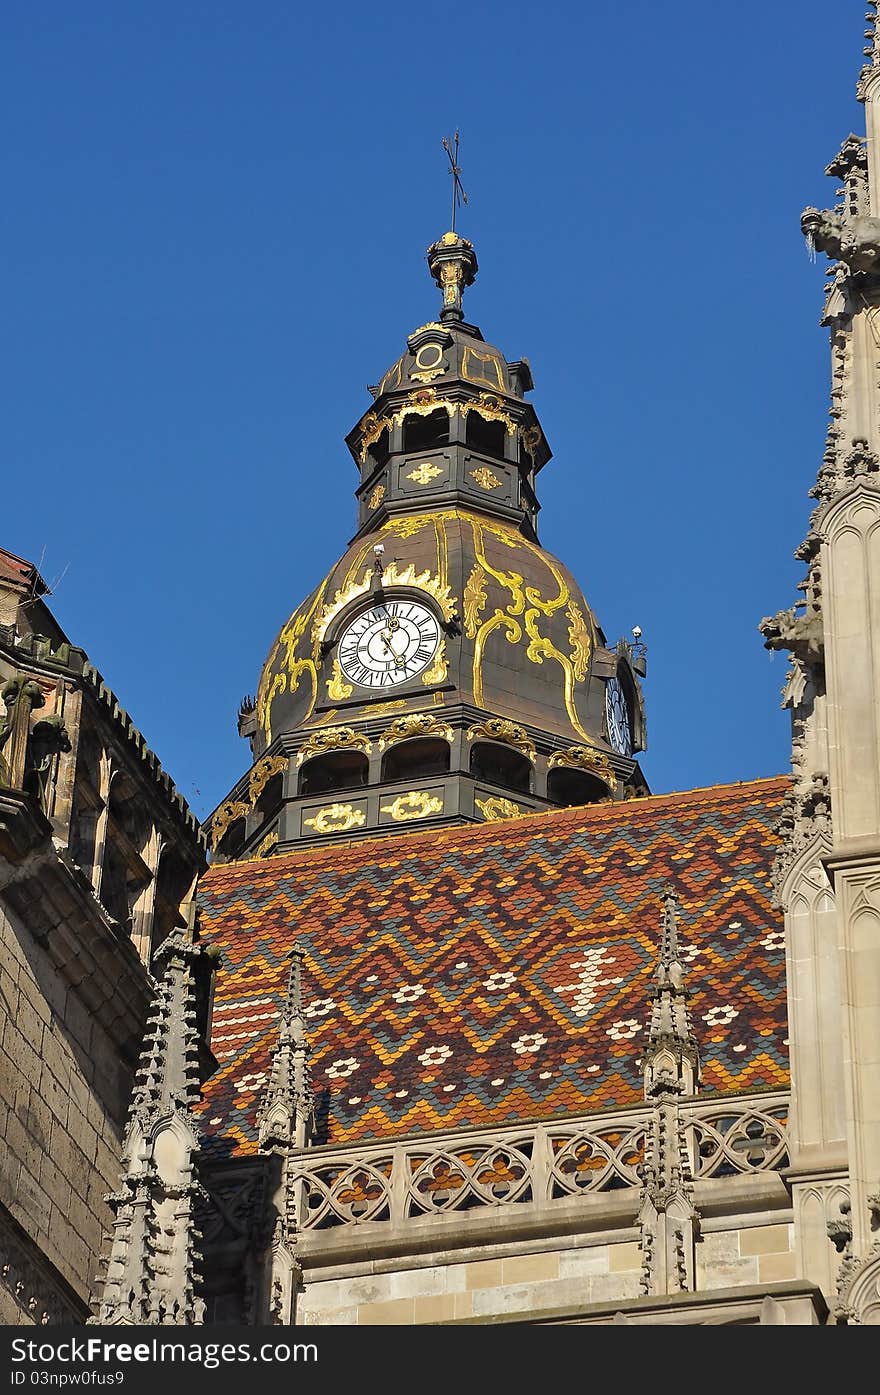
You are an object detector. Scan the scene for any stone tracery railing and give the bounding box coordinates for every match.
[292,1093,789,1231]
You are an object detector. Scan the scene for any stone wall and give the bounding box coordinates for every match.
[0,897,134,1318]
[298,1220,798,1324]
[299,1239,644,1325]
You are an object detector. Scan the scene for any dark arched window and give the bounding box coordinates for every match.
[469,741,532,794]
[382,737,451,784]
[547,766,611,808]
[466,412,506,460]
[299,750,368,797]
[403,409,449,453]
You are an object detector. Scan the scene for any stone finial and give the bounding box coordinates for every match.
[91,905,218,1326]
[642,889,700,1101]
[426,231,478,323]
[258,948,314,1151]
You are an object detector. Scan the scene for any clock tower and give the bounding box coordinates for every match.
[208,232,649,860]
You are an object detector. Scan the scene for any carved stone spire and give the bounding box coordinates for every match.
[642,889,700,1100]
[253,948,313,1325]
[636,890,701,1297]
[92,903,218,1325]
[258,948,314,1151]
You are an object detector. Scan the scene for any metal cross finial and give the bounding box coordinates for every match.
[442,130,468,234]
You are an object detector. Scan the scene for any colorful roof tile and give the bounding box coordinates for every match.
[197,776,789,1159]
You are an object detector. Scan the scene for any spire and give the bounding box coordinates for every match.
[92,903,218,1326]
[642,888,700,1100]
[258,947,314,1151]
[426,230,478,323]
[635,890,702,1297]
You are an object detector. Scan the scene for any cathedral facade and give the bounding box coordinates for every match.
[3,9,880,1327]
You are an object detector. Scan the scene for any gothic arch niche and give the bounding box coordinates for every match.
[381,737,450,784]
[402,408,449,454]
[547,765,611,808]
[469,740,532,795]
[784,850,844,1152]
[299,749,368,797]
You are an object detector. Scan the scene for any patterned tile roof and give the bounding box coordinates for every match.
[197,776,789,1159]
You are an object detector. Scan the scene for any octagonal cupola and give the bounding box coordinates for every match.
[346,232,550,542]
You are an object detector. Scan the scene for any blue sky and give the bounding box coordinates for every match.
[2,1,866,820]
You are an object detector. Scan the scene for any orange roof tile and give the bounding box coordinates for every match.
[197,776,789,1157]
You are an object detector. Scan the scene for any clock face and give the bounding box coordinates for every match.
[337,600,441,688]
[605,675,632,756]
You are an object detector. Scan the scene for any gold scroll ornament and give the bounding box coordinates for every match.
[209,799,250,851]
[378,713,453,752]
[303,803,366,835]
[249,753,288,805]
[296,726,372,766]
[548,745,615,789]
[380,791,444,822]
[467,717,536,765]
[475,796,529,821]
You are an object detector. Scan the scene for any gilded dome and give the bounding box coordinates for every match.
[254,507,606,757]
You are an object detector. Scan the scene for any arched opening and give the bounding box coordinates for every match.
[403,409,449,454]
[381,737,451,784]
[215,816,246,863]
[547,766,612,808]
[466,412,506,460]
[299,750,368,797]
[469,741,532,794]
[367,427,389,470]
[254,772,283,820]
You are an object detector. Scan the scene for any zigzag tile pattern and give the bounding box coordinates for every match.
[197,776,789,1158]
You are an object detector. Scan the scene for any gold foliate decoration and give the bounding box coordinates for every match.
[422,638,448,685]
[460,392,517,436]
[249,753,288,805]
[548,745,616,789]
[476,796,529,822]
[470,466,502,492]
[409,322,445,337]
[566,600,592,682]
[296,726,371,766]
[209,799,250,850]
[380,791,444,822]
[390,388,459,431]
[303,803,367,835]
[520,424,543,459]
[463,564,488,638]
[327,659,353,701]
[406,461,443,485]
[312,562,456,644]
[256,829,278,858]
[462,346,505,392]
[463,512,593,744]
[410,342,446,385]
[367,484,386,511]
[467,717,536,764]
[378,713,453,752]
[357,410,392,465]
[364,698,407,718]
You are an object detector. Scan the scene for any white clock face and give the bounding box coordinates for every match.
[605,675,632,756]
[337,600,441,688]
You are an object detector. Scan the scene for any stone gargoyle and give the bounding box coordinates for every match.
[759,606,824,666]
[801,205,880,274]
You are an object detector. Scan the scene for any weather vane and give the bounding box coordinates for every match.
[441,130,468,234]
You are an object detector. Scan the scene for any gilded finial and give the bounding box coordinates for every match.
[426,131,478,322]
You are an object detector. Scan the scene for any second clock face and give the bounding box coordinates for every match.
[605,675,633,756]
[337,600,441,688]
